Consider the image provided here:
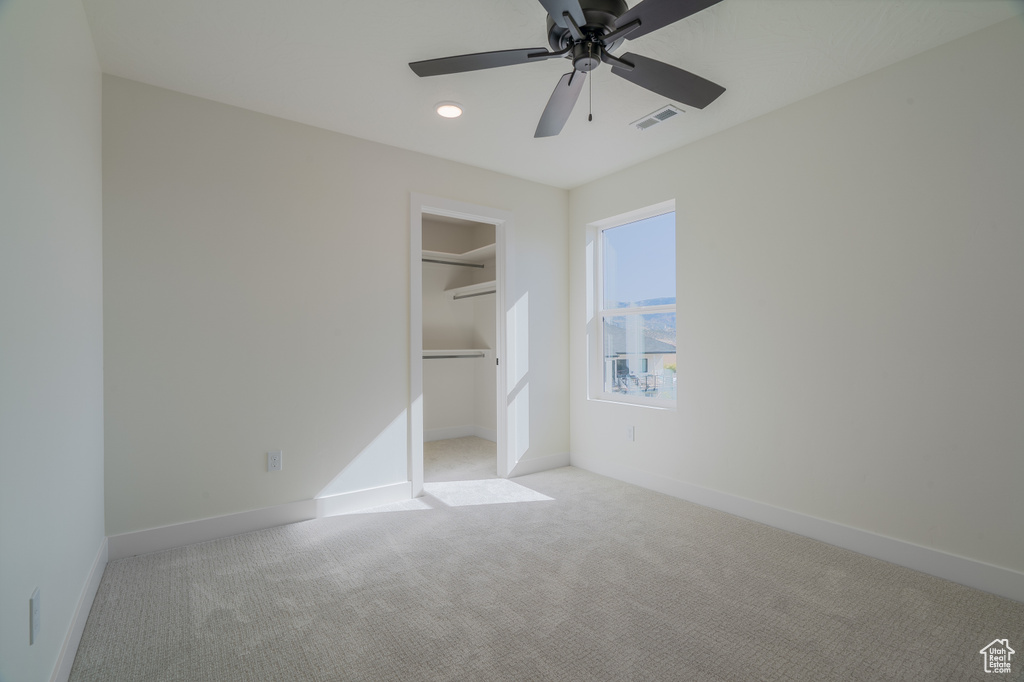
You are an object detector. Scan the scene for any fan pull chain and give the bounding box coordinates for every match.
[588,44,593,122]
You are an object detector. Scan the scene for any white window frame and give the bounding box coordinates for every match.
[587,199,676,409]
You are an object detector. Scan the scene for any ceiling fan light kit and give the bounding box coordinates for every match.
[409,0,726,138]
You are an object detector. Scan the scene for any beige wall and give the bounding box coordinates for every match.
[569,19,1024,573]
[0,0,105,679]
[102,76,569,535]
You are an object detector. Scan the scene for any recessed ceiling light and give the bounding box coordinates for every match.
[436,102,463,119]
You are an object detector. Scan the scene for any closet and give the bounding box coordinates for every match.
[421,216,497,445]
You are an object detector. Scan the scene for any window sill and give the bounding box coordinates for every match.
[589,394,676,411]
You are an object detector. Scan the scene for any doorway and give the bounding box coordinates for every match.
[409,194,513,497]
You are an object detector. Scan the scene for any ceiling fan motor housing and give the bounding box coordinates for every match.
[571,43,602,72]
[547,0,629,58]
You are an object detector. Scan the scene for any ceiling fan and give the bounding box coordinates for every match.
[409,0,726,138]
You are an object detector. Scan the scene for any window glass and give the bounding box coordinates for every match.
[602,212,676,309]
[592,206,676,406]
[602,313,677,399]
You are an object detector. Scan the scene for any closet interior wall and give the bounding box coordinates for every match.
[422,217,497,443]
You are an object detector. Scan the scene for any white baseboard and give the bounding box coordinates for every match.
[51,538,107,682]
[316,481,412,517]
[107,500,317,560]
[510,451,571,478]
[106,482,420,560]
[570,455,1024,603]
[425,425,497,443]
[474,426,498,443]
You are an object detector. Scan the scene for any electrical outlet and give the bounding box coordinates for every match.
[30,588,40,645]
[267,450,283,472]
[626,426,635,442]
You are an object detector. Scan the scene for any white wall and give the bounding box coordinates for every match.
[569,19,1024,575]
[422,268,483,350]
[0,1,106,680]
[422,261,483,434]
[102,76,568,535]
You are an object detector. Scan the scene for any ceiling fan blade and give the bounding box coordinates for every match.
[615,0,723,41]
[611,53,724,109]
[535,71,587,138]
[410,48,549,77]
[537,0,586,29]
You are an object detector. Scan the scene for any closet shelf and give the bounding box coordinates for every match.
[423,349,489,359]
[422,243,495,268]
[445,280,496,301]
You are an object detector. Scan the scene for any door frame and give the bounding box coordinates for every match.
[409,193,512,496]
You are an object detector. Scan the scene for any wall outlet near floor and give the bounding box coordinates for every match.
[30,588,40,645]
[626,426,635,442]
[267,450,283,472]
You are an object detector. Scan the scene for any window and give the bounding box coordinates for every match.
[589,203,676,407]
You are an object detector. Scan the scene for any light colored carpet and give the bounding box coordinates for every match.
[70,466,1023,681]
[424,436,497,482]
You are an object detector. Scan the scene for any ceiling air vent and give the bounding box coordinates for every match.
[631,105,684,131]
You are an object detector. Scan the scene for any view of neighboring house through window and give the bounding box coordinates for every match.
[597,207,676,405]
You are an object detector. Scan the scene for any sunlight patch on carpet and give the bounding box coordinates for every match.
[346,497,435,514]
[423,479,553,507]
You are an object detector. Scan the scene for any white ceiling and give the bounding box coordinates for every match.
[82,0,1022,189]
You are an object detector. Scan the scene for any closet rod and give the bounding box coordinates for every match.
[452,290,496,300]
[423,353,486,359]
[422,258,485,269]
